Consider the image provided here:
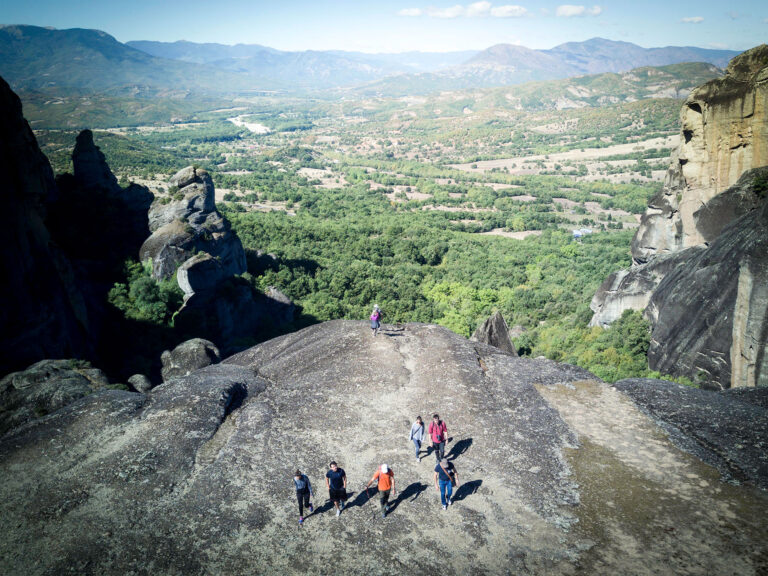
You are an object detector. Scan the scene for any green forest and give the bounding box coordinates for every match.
[30,80,694,384]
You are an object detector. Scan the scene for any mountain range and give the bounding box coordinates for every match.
[0,24,740,95]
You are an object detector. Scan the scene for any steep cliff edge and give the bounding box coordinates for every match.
[590,46,768,388]
[0,321,766,575]
[632,44,768,262]
[0,75,90,374]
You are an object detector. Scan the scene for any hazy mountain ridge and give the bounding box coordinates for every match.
[0,25,266,94]
[0,25,740,95]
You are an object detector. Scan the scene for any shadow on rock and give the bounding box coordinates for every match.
[447,437,472,460]
[389,482,428,514]
[452,479,482,502]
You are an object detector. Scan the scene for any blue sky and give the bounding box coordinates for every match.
[2,1,766,52]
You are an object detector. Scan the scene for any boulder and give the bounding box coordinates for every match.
[161,338,221,382]
[470,311,518,356]
[1,321,766,575]
[176,253,227,299]
[0,359,110,435]
[127,374,153,393]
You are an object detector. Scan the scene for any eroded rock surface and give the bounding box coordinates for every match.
[633,45,768,262]
[613,378,768,489]
[1,321,765,575]
[590,46,768,387]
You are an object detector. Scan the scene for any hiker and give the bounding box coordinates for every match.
[434,458,459,510]
[293,469,314,525]
[428,413,448,462]
[325,461,348,517]
[370,304,382,337]
[410,416,425,461]
[366,463,396,518]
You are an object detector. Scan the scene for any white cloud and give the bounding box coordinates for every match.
[466,1,492,17]
[491,5,528,18]
[428,5,466,18]
[681,16,704,23]
[556,5,602,17]
[405,3,532,20]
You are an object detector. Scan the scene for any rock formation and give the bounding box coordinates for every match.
[470,311,518,356]
[139,166,246,280]
[632,44,768,263]
[0,75,90,374]
[0,359,112,435]
[139,165,293,353]
[645,189,768,388]
[0,321,766,575]
[590,46,768,388]
[161,338,221,382]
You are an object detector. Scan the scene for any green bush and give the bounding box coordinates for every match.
[108,260,183,325]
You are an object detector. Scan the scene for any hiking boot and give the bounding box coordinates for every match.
[308,504,314,513]
[442,504,447,510]
[299,516,304,525]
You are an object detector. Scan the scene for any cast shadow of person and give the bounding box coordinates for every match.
[346,489,372,510]
[446,437,473,461]
[451,479,482,502]
[309,491,356,517]
[387,482,428,515]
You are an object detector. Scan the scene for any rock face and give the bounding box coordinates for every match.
[0,75,90,374]
[470,311,518,356]
[1,321,766,575]
[646,194,768,389]
[139,166,246,280]
[160,338,221,382]
[589,247,704,327]
[173,278,295,353]
[590,46,768,387]
[632,45,768,263]
[0,359,111,435]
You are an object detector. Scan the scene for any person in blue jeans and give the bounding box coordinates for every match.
[410,416,425,461]
[434,458,459,510]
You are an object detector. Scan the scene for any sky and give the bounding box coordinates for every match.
[1,0,766,53]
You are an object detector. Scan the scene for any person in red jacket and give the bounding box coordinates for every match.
[428,413,448,463]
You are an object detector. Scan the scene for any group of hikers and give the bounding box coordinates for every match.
[292,414,459,525]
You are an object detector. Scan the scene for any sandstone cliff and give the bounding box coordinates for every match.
[590,46,768,388]
[632,44,768,262]
[0,321,765,575]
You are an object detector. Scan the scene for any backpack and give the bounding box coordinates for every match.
[370,311,380,321]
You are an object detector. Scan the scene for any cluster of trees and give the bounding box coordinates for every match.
[107,260,183,325]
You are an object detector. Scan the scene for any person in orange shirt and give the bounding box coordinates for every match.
[366,463,396,518]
